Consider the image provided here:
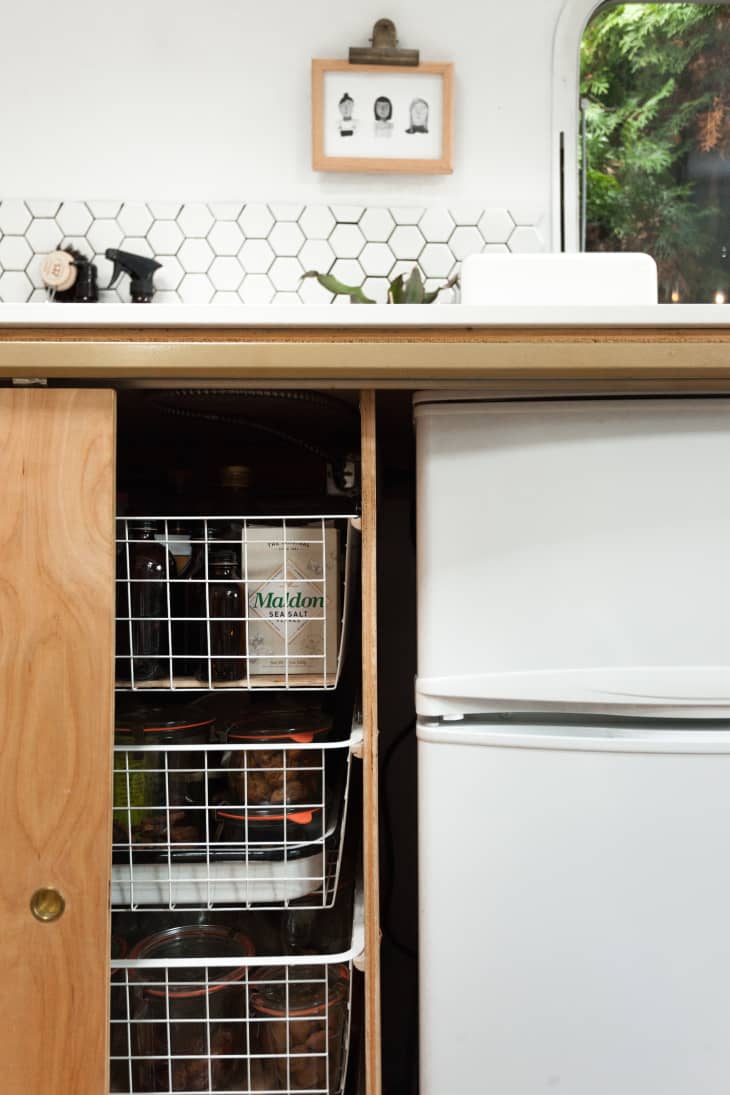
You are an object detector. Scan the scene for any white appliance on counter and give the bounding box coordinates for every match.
[416,394,730,1095]
[459,251,658,305]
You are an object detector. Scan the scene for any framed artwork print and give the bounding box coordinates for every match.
[312,59,453,174]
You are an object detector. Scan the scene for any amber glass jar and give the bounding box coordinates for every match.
[208,548,246,683]
[129,925,254,1093]
[125,521,177,683]
[250,963,350,1094]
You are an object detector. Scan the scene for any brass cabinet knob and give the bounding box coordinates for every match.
[30,888,65,922]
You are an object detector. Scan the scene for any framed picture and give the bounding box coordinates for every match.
[312,59,453,174]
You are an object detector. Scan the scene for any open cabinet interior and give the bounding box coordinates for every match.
[110,386,374,1095]
[0,379,404,1095]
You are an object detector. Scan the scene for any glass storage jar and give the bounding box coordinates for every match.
[214,707,332,845]
[113,704,216,854]
[250,962,350,1094]
[128,924,254,1093]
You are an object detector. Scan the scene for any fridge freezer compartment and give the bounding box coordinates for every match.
[416,397,730,714]
[112,728,361,910]
[115,515,358,691]
[110,892,364,1095]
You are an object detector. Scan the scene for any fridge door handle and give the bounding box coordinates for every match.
[417,720,730,754]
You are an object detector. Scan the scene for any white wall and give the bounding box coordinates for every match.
[3,0,576,235]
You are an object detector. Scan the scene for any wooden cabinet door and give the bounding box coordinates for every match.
[0,390,116,1095]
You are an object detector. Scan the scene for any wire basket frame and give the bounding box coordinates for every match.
[112,729,361,911]
[115,516,358,692]
[110,903,363,1095]
[110,959,355,1095]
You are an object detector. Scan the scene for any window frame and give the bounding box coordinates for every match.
[551,0,730,252]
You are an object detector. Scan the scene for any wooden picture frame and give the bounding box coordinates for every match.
[312,59,453,174]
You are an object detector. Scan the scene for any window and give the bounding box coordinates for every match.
[580,3,730,302]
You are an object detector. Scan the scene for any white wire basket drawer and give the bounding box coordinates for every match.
[110,901,363,1095]
[112,728,361,911]
[115,516,358,692]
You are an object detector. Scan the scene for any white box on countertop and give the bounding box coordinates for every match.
[460,252,657,305]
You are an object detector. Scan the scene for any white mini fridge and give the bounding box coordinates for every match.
[415,394,730,1094]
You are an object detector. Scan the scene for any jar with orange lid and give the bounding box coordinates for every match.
[250,962,350,1094]
[214,707,332,845]
[128,924,254,1093]
[113,703,216,853]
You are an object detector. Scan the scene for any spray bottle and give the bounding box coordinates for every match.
[105,249,162,302]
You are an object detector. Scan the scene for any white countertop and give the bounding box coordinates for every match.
[2,303,730,328]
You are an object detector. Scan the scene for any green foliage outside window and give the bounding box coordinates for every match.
[581,3,730,301]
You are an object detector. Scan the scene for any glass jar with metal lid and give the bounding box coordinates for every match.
[250,962,350,1094]
[113,703,216,854]
[128,924,255,1093]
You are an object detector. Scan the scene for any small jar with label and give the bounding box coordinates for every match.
[113,704,216,854]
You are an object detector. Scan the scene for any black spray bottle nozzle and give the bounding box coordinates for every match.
[105,248,162,302]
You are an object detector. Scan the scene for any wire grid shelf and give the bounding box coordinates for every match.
[110,959,354,1095]
[112,729,361,911]
[110,905,363,1095]
[115,516,358,692]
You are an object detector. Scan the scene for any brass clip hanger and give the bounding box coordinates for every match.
[349,19,420,66]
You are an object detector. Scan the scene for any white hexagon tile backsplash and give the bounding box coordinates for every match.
[0,200,545,304]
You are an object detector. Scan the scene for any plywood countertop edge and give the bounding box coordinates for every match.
[1,326,730,383]
[4,324,730,342]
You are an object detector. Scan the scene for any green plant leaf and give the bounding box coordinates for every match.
[304,265,458,304]
[402,267,426,303]
[387,273,406,303]
[300,270,375,303]
[423,273,461,303]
